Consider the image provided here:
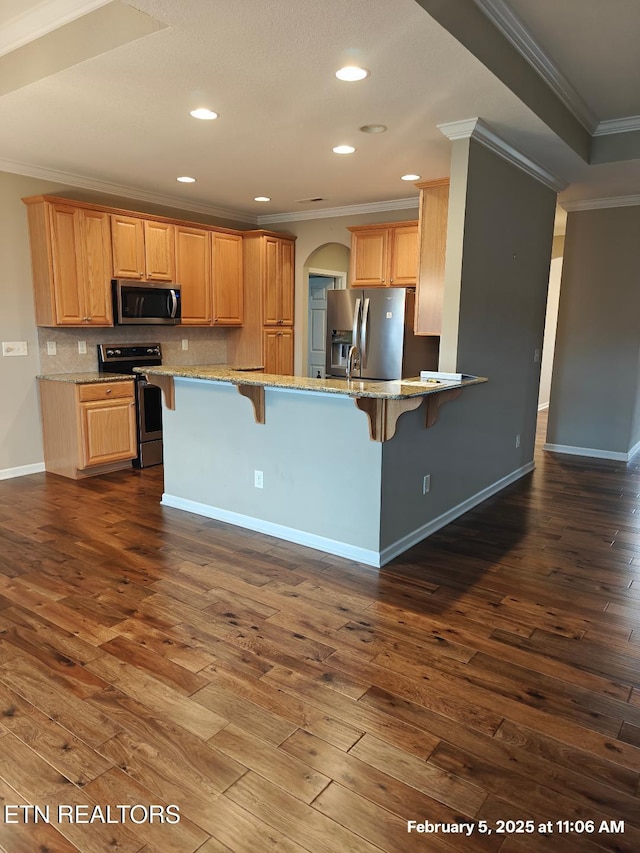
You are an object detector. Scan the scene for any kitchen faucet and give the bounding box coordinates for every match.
[346,344,360,380]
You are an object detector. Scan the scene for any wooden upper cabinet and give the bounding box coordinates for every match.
[78,208,112,325]
[175,225,211,325]
[414,180,449,336]
[111,215,175,280]
[144,220,175,281]
[348,221,418,287]
[212,232,243,325]
[263,235,294,326]
[111,214,144,279]
[390,224,419,286]
[25,199,112,326]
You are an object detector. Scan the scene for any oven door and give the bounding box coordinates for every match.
[137,379,163,442]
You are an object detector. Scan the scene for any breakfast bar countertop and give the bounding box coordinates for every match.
[134,364,486,400]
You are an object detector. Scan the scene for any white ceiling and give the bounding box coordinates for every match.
[0,0,639,222]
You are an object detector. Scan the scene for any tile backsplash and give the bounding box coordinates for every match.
[38,326,229,374]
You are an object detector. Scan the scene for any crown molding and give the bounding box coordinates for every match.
[471,0,598,133]
[0,158,257,224]
[257,197,419,225]
[561,194,640,212]
[0,0,110,57]
[437,117,567,192]
[593,116,640,137]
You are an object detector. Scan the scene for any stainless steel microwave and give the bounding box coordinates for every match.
[112,279,181,325]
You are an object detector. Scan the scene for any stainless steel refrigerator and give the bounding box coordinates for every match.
[325,288,438,380]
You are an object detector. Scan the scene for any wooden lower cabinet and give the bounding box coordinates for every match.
[39,379,137,479]
[263,328,294,375]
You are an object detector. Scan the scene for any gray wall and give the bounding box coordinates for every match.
[547,206,640,457]
[380,139,556,549]
[0,170,247,477]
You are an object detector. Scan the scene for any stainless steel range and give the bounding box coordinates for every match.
[98,343,164,468]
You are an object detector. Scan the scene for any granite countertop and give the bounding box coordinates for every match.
[134,364,486,400]
[37,372,133,384]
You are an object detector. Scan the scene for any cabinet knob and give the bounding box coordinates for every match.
[390,278,394,283]
[106,388,112,394]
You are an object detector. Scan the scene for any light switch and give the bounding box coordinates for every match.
[78,341,87,354]
[2,341,28,356]
[46,341,57,356]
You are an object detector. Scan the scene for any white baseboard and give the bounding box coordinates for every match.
[0,462,45,481]
[163,463,536,568]
[379,462,536,566]
[537,402,549,411]
[161,494,383,567]
[628,438,640,461]
[543,442,631,461]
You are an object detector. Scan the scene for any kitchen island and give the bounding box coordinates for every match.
[138,366,489,567]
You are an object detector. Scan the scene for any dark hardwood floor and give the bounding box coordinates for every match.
[1,411,640,852]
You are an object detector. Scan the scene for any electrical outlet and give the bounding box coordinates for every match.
[254,470,264,489]
[534,348,541,363]
[46,341,57,356]
[515,433,521,448]
[2,341,28,356]
[422,474,431,494]
[181,338,189,351]
[78,340,87,355]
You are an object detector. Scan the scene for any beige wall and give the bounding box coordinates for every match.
[0,171,247,477]
[547,207,640,457]
[538,235,564,408]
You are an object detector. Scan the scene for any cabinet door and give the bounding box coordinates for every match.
[144,220,175,281]
[78,398,137,468]
[111,215,144,279]
[80,209,113,325]
[49,203,84,324]
[350,229,388,287]
[262,236,281,325]
[263,328,294,375]
[212,232,243,325]
[176,225,211,325]
[279,239,294,326]
[389,224,418,286]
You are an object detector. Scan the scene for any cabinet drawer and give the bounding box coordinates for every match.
[78,381,135,402]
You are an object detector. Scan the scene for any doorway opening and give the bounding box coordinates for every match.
[307,268,347,378]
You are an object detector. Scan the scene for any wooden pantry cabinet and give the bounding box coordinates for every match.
[24,199,113,326]
[414,179,449,336]
[111,215,175,281]
[348,221,418,287]
[227,230,296,374]
[38,378,137,479]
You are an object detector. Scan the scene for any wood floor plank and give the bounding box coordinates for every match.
[225,770,383,853]
[210,723,331,803]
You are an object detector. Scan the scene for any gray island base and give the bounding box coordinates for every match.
[138,367,491,567]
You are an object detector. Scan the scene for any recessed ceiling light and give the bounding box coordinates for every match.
[401,174,421,181]
[254,196,271,202]
[333,145,356,155]
[336,66,369,82]
[190,108,218,120]
[177,176,196,183]
[360,124,387,134]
